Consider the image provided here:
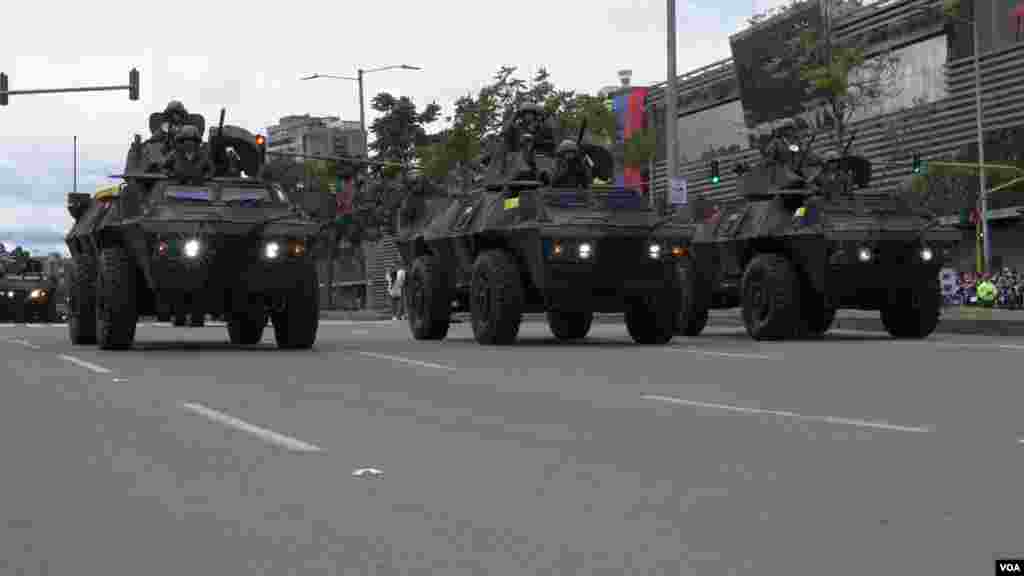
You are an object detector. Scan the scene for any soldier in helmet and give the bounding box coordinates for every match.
[166,124,213,184]
[126,100,194,174]
[551,139,592,188]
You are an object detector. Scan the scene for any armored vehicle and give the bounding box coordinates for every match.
[395,104,689,345]
[677,123,960,340]
[65,106,324,350]
[0,257,58,323]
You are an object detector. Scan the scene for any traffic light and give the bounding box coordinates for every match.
[710,160,721,184]
[912,152,922,174]
[128,68,139,101]
[1,72,8,106]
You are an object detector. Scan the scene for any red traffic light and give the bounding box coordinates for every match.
[255,135,266,146]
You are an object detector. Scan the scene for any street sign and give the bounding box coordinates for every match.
[670,177,688,205]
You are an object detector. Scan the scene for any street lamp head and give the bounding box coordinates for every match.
[300,74,320,81]
[401,65,422,70]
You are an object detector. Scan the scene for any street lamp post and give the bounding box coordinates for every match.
[665,0,679,215]
[301,64,422,157]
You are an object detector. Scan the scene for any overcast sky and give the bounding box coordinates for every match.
[0,0,789,256]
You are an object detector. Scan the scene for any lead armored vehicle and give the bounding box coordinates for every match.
[0,257,58,323]
[65,106,324,350]
[396,104,689,345]
[677,122,960,340]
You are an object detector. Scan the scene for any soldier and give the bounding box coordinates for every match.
[551,139,591,188]
[166,125,213,184]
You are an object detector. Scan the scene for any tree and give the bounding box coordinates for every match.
[765,0,901,147]
[368,93,441,167]
[623,127,658,169]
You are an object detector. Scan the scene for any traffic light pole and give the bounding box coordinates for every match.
[0,68,140,104]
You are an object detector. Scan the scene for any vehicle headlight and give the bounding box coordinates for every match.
[30,289,45,299]
[183,238,202,259]
[648,243,662,259]
[857,246,872,262]
[6,291,13,298]
[264,241,281,260]
[578,242,593,259]
[920,246,933,262]
[288,239,306,257]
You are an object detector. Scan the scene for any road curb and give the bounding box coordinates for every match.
[319,310,1024,337]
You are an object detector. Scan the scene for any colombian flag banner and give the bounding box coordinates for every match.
[612,87,649,191]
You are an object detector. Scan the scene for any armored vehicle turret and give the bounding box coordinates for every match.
[677,122,960,340]
[0,257,58,323]
[65,104,325,350]
[395,104,690,345]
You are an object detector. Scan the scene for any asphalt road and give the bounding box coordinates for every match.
[1,318,1021,575]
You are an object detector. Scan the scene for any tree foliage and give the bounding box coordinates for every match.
[623,127,658,169]
[369,93,441,167]
[764,1,901,146]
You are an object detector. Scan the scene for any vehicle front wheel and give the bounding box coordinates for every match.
[470,249,523,345]
[271,264,319,349]
[740,253,801,341]
[881,277,941,339]
[406,254,451,340]
[68,256,97,345]
[228,293,266,345]
[95,246,138,350]
[676,255,709,337]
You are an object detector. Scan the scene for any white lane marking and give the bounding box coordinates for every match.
[935,342,1024,352]
[641,394,932,433]
[355,351,457,372]
[352,467,383,478]
[1018,438,1024,445]
[181,402,323,453]
[58,354,112,374]
[4,338,41,350]
[674,347,776,360]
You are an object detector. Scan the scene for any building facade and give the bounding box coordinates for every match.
[645,0,1024,272]
[266,114,366,160]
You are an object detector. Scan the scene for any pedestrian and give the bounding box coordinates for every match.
[386,267,399,320]
[394,266,407,320]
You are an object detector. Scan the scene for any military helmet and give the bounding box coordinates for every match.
[175,125,201,141]
[165,100,187,115]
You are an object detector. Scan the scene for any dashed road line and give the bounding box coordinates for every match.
[673,347,777,360]
[181,402,323,453]
[935,342,1024,352]
[641,393,932,433]
[58,354,112,374]
[355,351,457,372]
[4,338,41,350]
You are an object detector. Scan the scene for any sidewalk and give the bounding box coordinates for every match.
[320,306,1024,336]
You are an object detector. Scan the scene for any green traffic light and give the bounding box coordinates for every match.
[711,176,720,184]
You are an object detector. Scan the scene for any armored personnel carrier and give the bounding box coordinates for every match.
[395,104,689,345]
[0,257,58,323]
[677,122,960,340]
[65,106,325,350]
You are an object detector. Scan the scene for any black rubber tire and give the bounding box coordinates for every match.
[406,254,451,340]
[469,249,523,345]
[625,291,679,345]
[740,253,802,341]
[228,293,266,345]
[676,255,710,337]
[69,255,98,345]
[271,263,319,349]
[881,277,941,339]
[547,310,593,340]
[96,246,138,350]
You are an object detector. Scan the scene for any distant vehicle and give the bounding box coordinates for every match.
[64,106,326,349]
[0,258,58,323]
[395,104,688,345]
[678,122,961,340]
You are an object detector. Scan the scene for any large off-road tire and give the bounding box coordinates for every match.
[470,249,523,345]
[69,256,98,345]
[881,277,941,339]
[406,254,451,340]
[740,253,802,341]
[547,310,593,340]
[95,246,138,350]
[228,293,266,345]
[625,290,680,345]
[676,255,710,337]
[271,264,319,349]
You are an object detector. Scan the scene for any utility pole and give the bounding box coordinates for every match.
[73,136,78,194]
[665,0,679,216]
